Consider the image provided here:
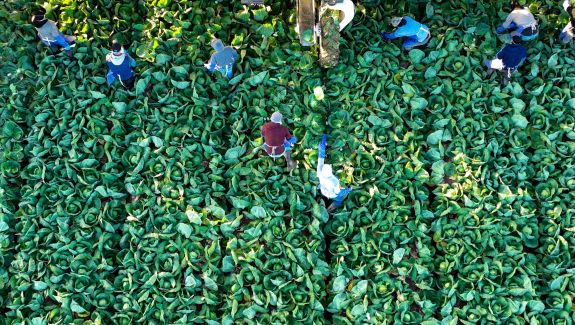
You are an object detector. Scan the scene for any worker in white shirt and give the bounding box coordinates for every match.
[496,0,539,41]
[317,134,352,212]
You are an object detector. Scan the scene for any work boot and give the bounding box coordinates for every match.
[327,203,337,213]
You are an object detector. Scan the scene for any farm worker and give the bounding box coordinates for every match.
[106,40,137,89]
[495,0,538,41]
[261,112,297,171]
[560,0,575,43]
[380,16,431,50]
[484,36,527,82]
[31,8,75,57]
[205,39,238,78]
[317,134,352,212]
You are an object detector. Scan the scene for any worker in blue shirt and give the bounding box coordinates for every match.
[106,40,137,89]
[496,1,538,41]
[381,16,431,50]
[205,39,238,78]
[484,36,527,83]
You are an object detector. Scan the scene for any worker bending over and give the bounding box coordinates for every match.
[261,112,297,172]
[485,36,527,84]
[317,134,352,212]
[496,1,538,41]
[31,8,75,57]
[381,16,431,50]
[205,39,238,78]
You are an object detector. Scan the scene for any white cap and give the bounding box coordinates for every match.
[271,112,282,123]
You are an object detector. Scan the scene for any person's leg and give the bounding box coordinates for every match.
[284,145,294,171]
[402,36,420,50]
[419,35,431,47]
[123,74,136,89]
[226,65,233,78]
[41,39,58,53]
[499,68,512,85]
[49,43,59,54]
[403,35,427,50]
[484,60,494,77]
[326,203,337,212]
[327,188,352,212]
[54,34,71,51]
[54,34,72,57]
[521,33,538,42]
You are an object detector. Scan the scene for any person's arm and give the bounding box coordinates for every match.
[317,158,324,176]
[261,125,267,141]
[560,22,574,42]
[383,19,416,39]
[284,128,297,145]
[561,22,570,40]
[127,53,137,67]
[501,12,516,29]
[105,56,115,84]
[317,134,327,175]
[317,134,327,176]
[205,56,216,71]
[106,71,115,85]
[563,22,572,33]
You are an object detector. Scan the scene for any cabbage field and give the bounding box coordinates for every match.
[2,0,575,323]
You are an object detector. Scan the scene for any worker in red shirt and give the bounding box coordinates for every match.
[261,112,297,171]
